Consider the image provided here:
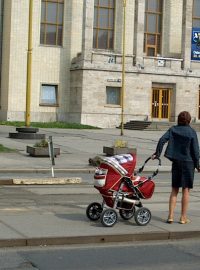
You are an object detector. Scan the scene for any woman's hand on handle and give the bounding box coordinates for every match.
[151,154,157,160]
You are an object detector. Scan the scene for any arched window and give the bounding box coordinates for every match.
[144,0,163,56]
[93,0,115,50]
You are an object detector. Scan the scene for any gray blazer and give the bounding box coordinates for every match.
[155,125,200,170]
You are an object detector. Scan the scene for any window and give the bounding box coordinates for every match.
[40,0,64,46]
[144,0,163,56]
[93,0,115,49]
[193,0,200,27]
[199,89,200,119]
[40,84,58,106]
[106,86,121,105]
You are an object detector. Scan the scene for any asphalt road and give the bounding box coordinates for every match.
[1,239,200,270]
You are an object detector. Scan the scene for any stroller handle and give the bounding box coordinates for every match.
[136,156,161,178]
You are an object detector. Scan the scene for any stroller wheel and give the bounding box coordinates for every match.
[86,202,103,221]
[101,209,118,227]
[119,208,135,220]
[134,207,151,226]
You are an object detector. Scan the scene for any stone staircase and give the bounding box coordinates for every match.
[122,120,152,130]
[119,120,200,131]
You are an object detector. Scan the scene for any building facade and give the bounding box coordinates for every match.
[0,0,200,128]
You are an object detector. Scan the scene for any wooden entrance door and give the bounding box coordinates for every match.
[152,88,171,119]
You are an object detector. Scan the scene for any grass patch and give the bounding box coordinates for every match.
[0,144,16,153]
[0,121,100,129]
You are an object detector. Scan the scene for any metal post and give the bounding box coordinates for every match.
[25,0,33,127]
[121,0,126,136]
[48,136,55,178]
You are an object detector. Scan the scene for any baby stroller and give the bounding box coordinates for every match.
[86,153,161,227]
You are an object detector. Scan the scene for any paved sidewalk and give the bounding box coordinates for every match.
[0,125,173,173]
[0,183,200,248]
[0,125,199,247]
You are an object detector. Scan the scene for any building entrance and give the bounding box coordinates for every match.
[151,88,171,119]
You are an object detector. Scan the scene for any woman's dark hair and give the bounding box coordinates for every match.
[177,111,191,125]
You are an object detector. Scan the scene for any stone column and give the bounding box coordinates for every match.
[0,0,4,57]
[134,0,145,66]
[115,1,135,55]
[181,0,193,69]
[81,0,94,61]
[0,0,4,105]
[162,1,183,58]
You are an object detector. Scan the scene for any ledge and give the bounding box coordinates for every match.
[103,146,137,156]
[26,146,60,157]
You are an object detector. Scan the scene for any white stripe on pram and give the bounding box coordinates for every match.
[113,154,133,163]
[104,154,133,164]
[102,159,128,175]
[102,154,134,175]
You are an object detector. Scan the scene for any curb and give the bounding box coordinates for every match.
[0,177,82,185]
[0,231,200,248]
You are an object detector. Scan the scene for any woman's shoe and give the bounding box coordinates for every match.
[179,218,191,224]
[166,218,173,224]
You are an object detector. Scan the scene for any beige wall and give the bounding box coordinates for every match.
[70,0,200,127]
[115,0,135,55]
[162,0,183,58]
[0,0,12,118]
[0,0,83,122]
[1,0,200,127]
[75,69,200,128]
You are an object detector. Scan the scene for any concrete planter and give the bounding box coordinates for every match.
[103,146,137,156]
[26,146,60,157]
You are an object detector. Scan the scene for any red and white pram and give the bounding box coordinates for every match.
[86,153,161,227]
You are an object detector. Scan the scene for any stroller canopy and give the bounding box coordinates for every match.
[103,153,136,176]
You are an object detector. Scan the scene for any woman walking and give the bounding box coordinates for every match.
[152,111,200,224]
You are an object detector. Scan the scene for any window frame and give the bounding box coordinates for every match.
[192,0,200,27]
[198,88,200,119]
[40,84,59,107]
[40,0,64,46]
[93,0,115,50]
[106,86,121,106]
[151,87,171,119]
[144,0,163,56]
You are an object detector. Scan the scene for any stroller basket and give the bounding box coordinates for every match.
[132,176,155,199]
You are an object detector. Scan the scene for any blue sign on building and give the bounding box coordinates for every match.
[191,28,200,60]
